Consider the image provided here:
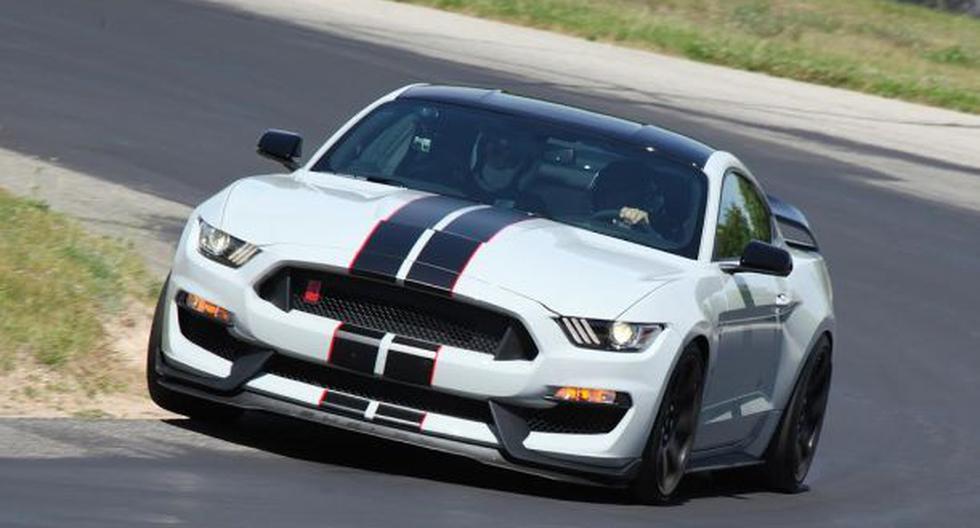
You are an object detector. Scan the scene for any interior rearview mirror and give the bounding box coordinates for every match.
[257,129,303,171]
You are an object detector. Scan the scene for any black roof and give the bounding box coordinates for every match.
[399,85,715,169]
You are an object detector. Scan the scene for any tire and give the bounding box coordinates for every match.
[762,334,832,493]
[146,276,242,422]
[630,342,706,504]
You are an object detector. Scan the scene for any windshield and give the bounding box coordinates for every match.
[312,100,707,258]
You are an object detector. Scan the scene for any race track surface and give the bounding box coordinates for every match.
[1,1,979,526]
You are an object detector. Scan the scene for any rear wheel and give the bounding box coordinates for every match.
[631,342,706,504]
[146,277,242,422]
[762,335,832,492]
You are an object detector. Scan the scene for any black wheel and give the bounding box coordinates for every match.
[762,334,832,492]
[146,276,242,422]
[631,342,706,504]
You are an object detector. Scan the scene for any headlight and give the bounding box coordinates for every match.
[198,219,260,268]
[557,317,663,352]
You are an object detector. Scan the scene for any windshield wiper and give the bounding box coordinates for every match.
[361,176,407,187]
[334,172,408,188]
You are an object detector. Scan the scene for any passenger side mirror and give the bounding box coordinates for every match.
[723,241,793,277]
[257,129,303,171]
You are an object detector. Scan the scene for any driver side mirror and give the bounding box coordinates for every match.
[724,241,793,277]
[257,129,303,171]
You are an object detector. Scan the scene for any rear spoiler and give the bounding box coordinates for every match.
[767,194,819,251]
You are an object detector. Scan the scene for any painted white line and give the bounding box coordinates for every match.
[386,342,438,359]
[395,228,436,282]
[364,400,380,421]
[394,205,488,283]
[374,333,395,375]
[432,204,488,231]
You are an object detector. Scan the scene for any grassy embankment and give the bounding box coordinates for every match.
[0,188,156,407]
[400,0,980,113]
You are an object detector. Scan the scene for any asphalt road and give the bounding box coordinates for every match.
[2,1,979,526]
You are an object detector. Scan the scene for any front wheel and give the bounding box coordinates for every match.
[630,342,706,504]
[762,335,832,492]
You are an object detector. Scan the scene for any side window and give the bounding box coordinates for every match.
[713,172,772,260]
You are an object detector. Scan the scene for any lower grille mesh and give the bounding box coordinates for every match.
[177,309,252,361]
[519,405,627,435]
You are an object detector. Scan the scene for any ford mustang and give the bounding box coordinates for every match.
[147,84,834,503]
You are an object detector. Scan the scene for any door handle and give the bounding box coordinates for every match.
[776,293,792,306]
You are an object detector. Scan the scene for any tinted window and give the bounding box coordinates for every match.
[713,172,772,260]
[313,100,708,259]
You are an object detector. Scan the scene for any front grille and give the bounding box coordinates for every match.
[266,354,493,424]
[518,405,627,435]
[258,268,537,359]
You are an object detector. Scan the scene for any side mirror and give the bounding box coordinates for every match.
[257,129,302,171]
[724,241,793,277]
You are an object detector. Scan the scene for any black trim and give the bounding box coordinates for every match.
[383,350,436,386]
[767,194,820,251]
[341,324,387,340]
[322,391,370,414]
[376,403,426,426]
[329,329,380,374]
[392,335,440,351]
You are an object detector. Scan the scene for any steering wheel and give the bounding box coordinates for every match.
[590,209,654,234]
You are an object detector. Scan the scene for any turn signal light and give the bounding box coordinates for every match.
[551,386,619,405]
[181,292,233,325]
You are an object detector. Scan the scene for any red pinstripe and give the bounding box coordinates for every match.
[325,322,343,363]
[347,196,425,269]
[428,345,442,385]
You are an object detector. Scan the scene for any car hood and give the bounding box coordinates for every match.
[220,173,689,319]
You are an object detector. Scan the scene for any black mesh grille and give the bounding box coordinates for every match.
[258,268,537,359]
[295,291,499,354]
[518,405,627,435]
[177,308,253,361]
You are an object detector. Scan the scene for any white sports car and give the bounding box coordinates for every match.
[147,85,834,503]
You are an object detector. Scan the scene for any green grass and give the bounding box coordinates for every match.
[0,188,154,387]
[399,0,980,113]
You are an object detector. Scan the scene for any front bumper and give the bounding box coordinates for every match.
[158,221,684,483]
[152,333,639,485]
